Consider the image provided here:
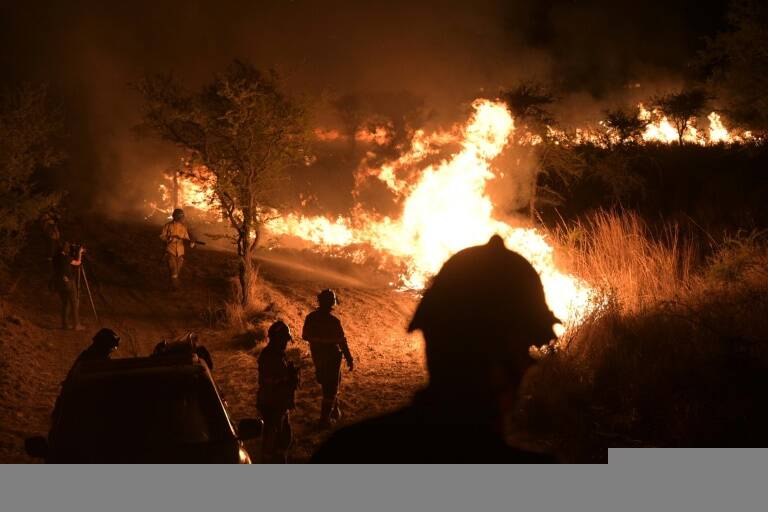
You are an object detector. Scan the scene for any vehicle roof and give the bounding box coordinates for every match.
[67,354,210,384]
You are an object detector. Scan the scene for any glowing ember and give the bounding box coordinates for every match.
[268,99,594,328]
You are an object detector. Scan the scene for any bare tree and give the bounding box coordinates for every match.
[137,61,310,305]
[0,84,63,264]
[652,89,710,145]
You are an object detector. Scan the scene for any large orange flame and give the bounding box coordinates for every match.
[269,99,594,329]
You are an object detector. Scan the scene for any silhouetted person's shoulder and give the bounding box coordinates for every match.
[311,403,558,464]
[304,309,341,324]
[303,309,344,339]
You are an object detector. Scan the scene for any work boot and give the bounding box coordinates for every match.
[330,400,342,422]
[318,398,334,429]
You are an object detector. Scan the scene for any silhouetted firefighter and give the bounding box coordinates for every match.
[257,321,300,463]
[52,241,84,330]
[53,328,121,423]
[312,235,559,463]
[302,289,354,428]
[159,208,196,290]
[74,328,120,364]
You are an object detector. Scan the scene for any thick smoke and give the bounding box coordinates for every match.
[1,0,728,218]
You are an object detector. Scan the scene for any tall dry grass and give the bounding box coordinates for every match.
[221,263,310,350]
[519,211,768,461]
[223,265,273,339]
[552,211,697,312]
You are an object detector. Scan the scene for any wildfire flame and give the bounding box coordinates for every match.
[269,99,594,329]
[150,99,757,330]
[637,104,753,145]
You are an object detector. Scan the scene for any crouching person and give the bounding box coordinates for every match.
[257,321,300,463]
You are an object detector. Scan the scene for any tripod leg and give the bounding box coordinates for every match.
[80,264,100,325]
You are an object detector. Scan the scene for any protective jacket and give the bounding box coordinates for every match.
[160,220,192,257]
[257,345,299,410]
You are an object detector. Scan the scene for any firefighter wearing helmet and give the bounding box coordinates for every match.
[159,208,196,290]
[73,328,120,365]
[312,235,559,463]
[302,289,354,428]
[257,320,300,463]
[56,328,121,424]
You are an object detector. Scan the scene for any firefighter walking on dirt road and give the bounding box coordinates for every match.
[302,289,354,429]
[257,321,300,463]
[160,208,195,290]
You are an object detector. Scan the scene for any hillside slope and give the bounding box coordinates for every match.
[0,216,424,462]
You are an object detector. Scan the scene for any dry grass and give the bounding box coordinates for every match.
[552,210,697,312]
[223,265,274,337]
[519,211,768,461]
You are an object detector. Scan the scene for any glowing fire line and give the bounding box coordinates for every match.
[269,100,594,329]
[148,99,756,331]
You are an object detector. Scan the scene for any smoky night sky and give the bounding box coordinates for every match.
[0,0,730,212]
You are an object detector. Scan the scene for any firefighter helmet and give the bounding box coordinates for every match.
[268,320,293,342]
[317,289,338,308]
[408,235,560,361]
[92,328,120,350]
[172,208,184,221]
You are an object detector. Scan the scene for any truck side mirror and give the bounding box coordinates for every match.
[25,436,48,459]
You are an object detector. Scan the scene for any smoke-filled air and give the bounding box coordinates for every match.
[2,0,768,467]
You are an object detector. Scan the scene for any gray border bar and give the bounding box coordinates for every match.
[2,452,768,512]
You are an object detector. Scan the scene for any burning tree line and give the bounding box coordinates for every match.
[496,82,762,220]
[4,0,767,305]
[132,51,767,322]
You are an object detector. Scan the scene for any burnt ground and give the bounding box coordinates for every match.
[0,216,426,463]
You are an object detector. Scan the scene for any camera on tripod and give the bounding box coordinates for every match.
[69,243,85,259]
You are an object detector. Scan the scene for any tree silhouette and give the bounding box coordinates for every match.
[700,0,768,133]
[604,107,648,145]
[652,89,710,145]
[0,84,63,264]
[500,82,584,219]
[500,81,556,138]
[137,61,310,305]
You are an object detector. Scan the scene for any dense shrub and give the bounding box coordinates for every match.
[519,212,768,461]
